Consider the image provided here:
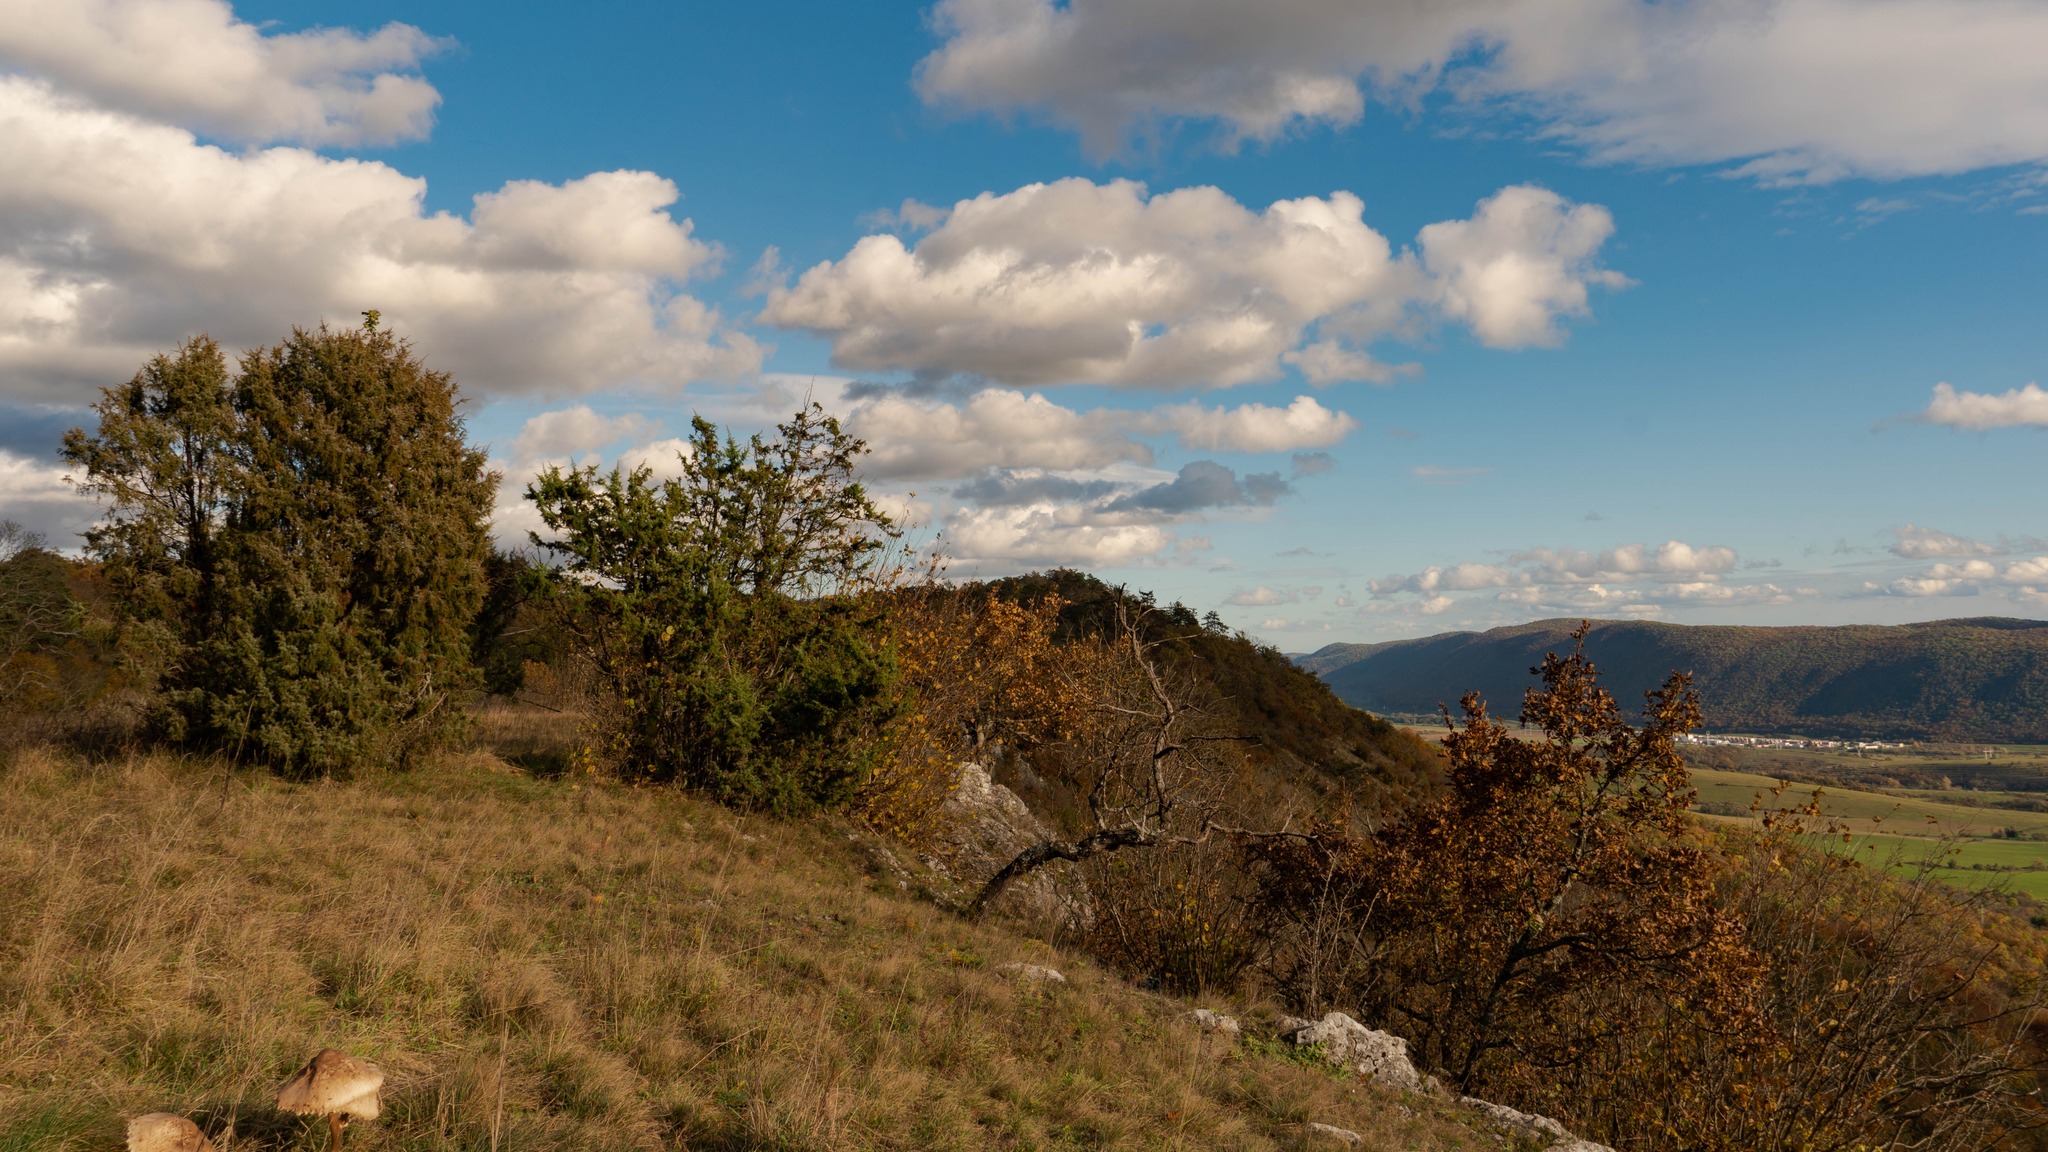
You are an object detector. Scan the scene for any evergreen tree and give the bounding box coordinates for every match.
[527,404,902,813]
[64,322,495,774]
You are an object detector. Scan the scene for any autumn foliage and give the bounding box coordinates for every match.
[1242,625,2044,1150]
[856,588,1105,846]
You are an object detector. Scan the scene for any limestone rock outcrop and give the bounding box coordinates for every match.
[924,763,1085,926]
[1281,1012,1424,1093]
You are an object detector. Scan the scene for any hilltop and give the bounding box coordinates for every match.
[1300,617,2048,743]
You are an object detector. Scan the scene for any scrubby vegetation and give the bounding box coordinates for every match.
[8,321,2048,1151]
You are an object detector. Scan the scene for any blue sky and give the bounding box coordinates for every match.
[1,0,2044,643]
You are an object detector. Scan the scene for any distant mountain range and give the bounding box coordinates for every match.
[1298,617,2048,744]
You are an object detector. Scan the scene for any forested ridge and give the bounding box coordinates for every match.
[1302,616,2048,742]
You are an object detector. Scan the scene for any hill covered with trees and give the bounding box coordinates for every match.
[1301,617,2048,742]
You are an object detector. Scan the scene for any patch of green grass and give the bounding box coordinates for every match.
[1691,767,2048,838]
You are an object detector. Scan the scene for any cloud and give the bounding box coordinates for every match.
[0,447,94,548]
[845,389,1152,480]
[1142,395,1359,452]
[1874,576,1980,598]
[1417,186,1630,348]
[832,387,1339,568]
[1885,555,2048,596]
[916,0,2048,183]
[1366,538,1766,616]
[1108,461,1290,513]
[1514,540,1739,583]
[941,503,1175,570]
[1225,585,1294,607]
[0,0,446,147]
[1370,563,1519,597]
[1888,523,1998,558]
[951,471,1121,507]
[1922,381,2048,430]
[1290,452,1336,476]
[761,178,1620,389]
[844,387,1359,482]
[0,74,761,406]
[510,406,657,464]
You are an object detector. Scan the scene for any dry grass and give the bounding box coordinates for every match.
[0,741,1501,1152]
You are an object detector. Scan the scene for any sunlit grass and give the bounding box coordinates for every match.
[0,741,1494,1151]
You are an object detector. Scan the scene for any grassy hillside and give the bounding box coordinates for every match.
[1303,617,2048,742]
[0,741,1508,1152]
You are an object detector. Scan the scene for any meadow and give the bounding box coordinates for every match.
[1687,744,2048,902]
[0,726,1514,1152]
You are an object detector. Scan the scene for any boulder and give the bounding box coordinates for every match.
[1283,1012,1424,1093]
[1458,1097,1616,1152]
[1184,1008,1240,1035]
[925,763,1085,926]
[996,962,1066,984]
[1306,1121,1363,1144]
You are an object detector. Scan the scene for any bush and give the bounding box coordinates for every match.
[62,324,495,774]
[527,404,903,814]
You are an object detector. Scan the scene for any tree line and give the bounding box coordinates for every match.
[10,320,2046,1151]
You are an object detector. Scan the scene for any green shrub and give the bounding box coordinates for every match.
[526,404,902,813]
[62,323,495,774]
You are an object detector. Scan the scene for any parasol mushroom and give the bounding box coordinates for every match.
[275,1048,383,1152]
[125,1113,215,1152]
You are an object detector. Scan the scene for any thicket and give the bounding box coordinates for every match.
[1231,630,2046,1150]
[60,325,495,773]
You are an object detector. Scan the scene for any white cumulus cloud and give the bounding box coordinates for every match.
[1922,382,2048,430]
[0,76,762,405]
[1515,540,1739,583]
[1888,523,1998,558]
[846,389,1153,481]
[916,0,2048,183]
[510,406,658,465]
[0,0,446,146]
[1141,395,1359,452]
[762,179,1620,390]
[941,503,1176,570]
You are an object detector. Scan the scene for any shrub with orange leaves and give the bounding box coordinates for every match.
[856,588,1105,848]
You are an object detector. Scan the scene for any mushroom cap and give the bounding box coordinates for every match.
[275,1048,384,1119]
[126,1113,216,1152]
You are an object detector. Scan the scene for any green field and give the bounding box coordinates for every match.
[1689,764,2048,900]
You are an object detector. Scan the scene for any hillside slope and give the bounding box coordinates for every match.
[1302,617,2048,742]
[0,746,1499,1152]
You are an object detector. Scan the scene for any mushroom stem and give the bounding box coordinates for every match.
[328,1112,343,1152]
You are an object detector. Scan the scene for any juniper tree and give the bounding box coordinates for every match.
[526,404,904,813]
[63,324,495,774]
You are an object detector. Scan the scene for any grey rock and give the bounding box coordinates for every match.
[926,763,1087,926]
[1306,1121,1363,1144]
[996,962,1066,984]
[1283,1012,1423,1093]
[1457,1097,1616,1152]
[1184,1008,1240,1035]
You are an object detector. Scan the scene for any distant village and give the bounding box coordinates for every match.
[1678,733,1908,752]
